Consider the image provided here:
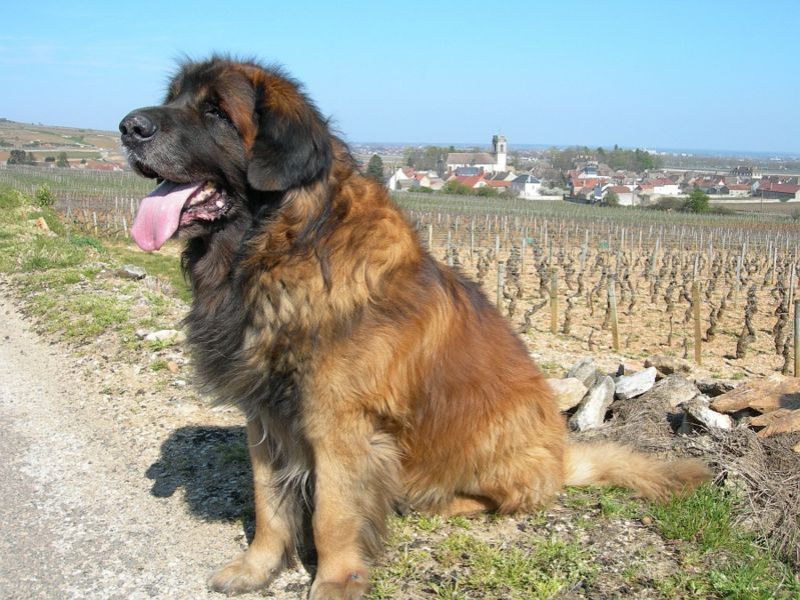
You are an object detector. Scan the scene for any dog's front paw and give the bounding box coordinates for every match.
[309,572,369,600]
[208,551,280,595]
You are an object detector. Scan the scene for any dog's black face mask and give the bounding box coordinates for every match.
[119,57,332,251]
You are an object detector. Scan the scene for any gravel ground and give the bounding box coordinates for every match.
[0,292,309,599]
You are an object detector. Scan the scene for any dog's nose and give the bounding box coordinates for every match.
[119,112,157,142]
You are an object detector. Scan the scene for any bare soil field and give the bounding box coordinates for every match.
[414,211,799,382]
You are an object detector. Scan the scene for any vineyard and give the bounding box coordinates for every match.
[407,205,800,379]
[3,165,799,378]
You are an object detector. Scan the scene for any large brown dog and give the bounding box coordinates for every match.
[120,57,709,599]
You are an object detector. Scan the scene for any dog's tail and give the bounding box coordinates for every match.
[564,442,711,501]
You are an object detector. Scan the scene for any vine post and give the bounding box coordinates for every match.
[609,274,619,351]
[496,261,505,310]
[794,300,800,377]
[550,269,558,335]
[693,280,702,366]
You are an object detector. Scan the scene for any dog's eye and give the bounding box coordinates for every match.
[203,102,231,123]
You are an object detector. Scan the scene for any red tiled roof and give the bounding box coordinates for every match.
[573,177,603,188]
[759,182,800,193]
[454,175,485,188]
[485,180,511,188]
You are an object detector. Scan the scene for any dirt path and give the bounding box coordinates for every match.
[0,293,308,599]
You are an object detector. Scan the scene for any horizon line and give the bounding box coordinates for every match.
[3,117,799,158]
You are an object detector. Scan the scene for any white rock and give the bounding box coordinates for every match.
[143,329,186,344]
[569,376,615,432]
[548,378,588,412]
[683,397,732,430]
[644,354,692,375]
[614,367,657,400]
[118,264,147,280]
[645,374,700,408]
[566,357,600,388]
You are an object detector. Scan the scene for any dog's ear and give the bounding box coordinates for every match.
[247,83,332,192]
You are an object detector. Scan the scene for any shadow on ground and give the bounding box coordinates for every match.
[146,425,253,525]
[146,425,319,572]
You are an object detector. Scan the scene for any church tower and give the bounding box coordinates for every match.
[492,134,507,172]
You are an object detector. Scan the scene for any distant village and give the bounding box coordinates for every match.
[386,135,552,200]
[379,135,800,206]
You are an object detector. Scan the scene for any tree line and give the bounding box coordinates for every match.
[546,145,663,173]
[7,149,72,167]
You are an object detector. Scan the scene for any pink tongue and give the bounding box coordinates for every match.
[130,181,204,251]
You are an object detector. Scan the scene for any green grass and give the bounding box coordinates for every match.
[16,267,85,290]
[0,189,99,273]
[19,235,88,271]
[0,186,179,343]
[597,487,641,519]
[18,278,131,341]
[0,187,25,212]
[560,486,640,519]
[649,484,800,599]
[62,294,131,340]
[435,533,595,599]
[650,483,737,552]
[143,291,171,317]
[144,336,180,350]
[150,359,169,372]
[407,513,445,532]
[370,515,596,600]
[369,544,433,599]
[27,208,64,235]
[69,233,106,253]
[447,515,472,530]
[370,486,800,599]
[561,485,800,598]
[107,243,191,303]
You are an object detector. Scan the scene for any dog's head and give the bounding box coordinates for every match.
[120,57,332,251]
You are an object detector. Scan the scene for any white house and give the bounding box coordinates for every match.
[412,172,445,191]
[727,183,752,197]
[387,167,415,191]
[650,178,681,196]
[603,185,636,206]
[445,134,508,174]
[511,174,543,199]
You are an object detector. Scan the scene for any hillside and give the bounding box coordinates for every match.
[0,118,126,167]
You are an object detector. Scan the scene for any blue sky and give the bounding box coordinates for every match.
[2,0,798,153]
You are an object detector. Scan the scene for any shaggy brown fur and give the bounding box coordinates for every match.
[120,57,710,599]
